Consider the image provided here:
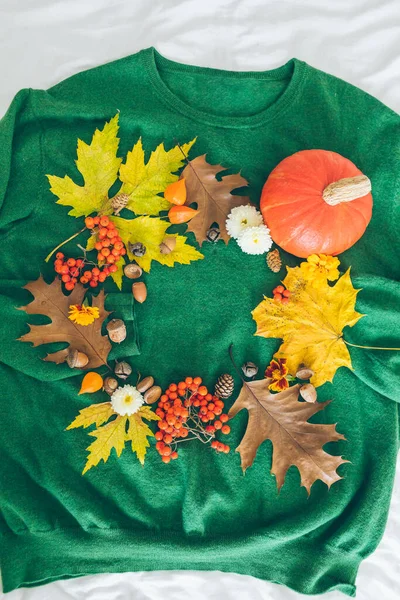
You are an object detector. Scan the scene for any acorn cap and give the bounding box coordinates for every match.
[124,263,143,279]
[159,236,177,254]
[296,365,315,380]
[66,348,89,369]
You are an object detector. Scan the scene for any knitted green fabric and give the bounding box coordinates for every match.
[0,47,399,596]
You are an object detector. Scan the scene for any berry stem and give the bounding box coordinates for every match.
[45,227,86,263]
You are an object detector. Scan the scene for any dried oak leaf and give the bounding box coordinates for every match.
[252,267,364,387]
[228,379,348,493]
[67,403,160,473]
[18,276,111,369]
[182,154,250,245]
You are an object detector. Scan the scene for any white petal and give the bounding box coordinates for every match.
[111,385,144,416]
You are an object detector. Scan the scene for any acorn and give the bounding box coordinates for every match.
[241,361,258,378]
[206,227,221,243]
[124,263,142,279]
[144,385,162,404]
[66,348,89,369]
[106,319,126,344]
[132,282,147,303]
[159,236,176,254]
[299,383,317,403]
[137,376,154,393]
[129,242,146,257]
[103,376,119,395]
[296,365,315,380]
[114,360,132,380]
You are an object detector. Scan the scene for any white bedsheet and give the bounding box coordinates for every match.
[1,0,399,598]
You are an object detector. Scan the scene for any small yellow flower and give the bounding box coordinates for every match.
[68,304,100,326]
[300,254,340,288]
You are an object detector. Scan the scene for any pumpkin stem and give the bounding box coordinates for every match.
[322,175,371,206]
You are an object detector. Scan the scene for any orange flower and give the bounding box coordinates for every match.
[265,358,290,392]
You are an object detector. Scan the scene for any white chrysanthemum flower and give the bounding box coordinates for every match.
[226,205,263,239]
[111,385,144,416]
[237,225,273,255]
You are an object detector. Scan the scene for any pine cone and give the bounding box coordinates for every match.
[215,373,234,399]
[111,193,129,215]
[266,248,282,273]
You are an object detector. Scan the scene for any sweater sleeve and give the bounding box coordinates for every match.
[0,89,42,231]
[344,106,400,405]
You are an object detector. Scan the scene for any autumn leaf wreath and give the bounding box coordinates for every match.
[17,115,399,493]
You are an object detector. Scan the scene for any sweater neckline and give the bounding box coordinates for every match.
[142,47,307,129]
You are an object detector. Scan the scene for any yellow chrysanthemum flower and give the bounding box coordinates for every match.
[300,254,340,287]
[68,304,100,326]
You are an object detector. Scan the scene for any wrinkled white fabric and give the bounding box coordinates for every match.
[0,0,399,598]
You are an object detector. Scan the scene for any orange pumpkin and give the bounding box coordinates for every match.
[260,149,373,257]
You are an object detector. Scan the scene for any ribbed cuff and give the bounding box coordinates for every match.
[1,527,360,595]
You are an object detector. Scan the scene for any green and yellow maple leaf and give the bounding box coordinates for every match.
[67,401,160,473]
[66,402,115,430]
[47,115,122,217]
[252,267,364,387]
[112,215,204,273]
[119,138,196,215]
[82,415,127,475]
[126,406,160,464]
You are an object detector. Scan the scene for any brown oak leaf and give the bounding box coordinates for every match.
[18,275,111,369]
[182,154,250,245]
[228,378,348,494]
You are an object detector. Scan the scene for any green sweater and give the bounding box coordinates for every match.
[0,47,399,596]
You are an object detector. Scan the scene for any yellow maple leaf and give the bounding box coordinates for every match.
[119,138,196,215]
[252,267,364,387]
[82,415,127,474]
[113,215,204,273]
[67,401,160,473]
[126,406,160,465]
[47,115,122,217]
[66,402,114,430]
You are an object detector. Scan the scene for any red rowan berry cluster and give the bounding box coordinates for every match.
[53,215,126,291]
[154,376,231,464]
[85,215,126,266]
[273,284,291,304]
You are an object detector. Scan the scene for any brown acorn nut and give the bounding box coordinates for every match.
[66,348,89,369]
[144,385,162,404]
[106,319,126,344]
[299,383,317,403]
[124,263,143,279]
[103,377,119,395]
[132,282,147,303]
[241,361,258,378]
[137,376,154,393]
[114,360,132,380]
[296,365,315,380]
[159,236,176,254]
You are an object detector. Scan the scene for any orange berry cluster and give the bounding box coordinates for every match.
[53,215,126,291]
[154,376,231,464]
[273,284,291,304]
[85,215,127,266]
